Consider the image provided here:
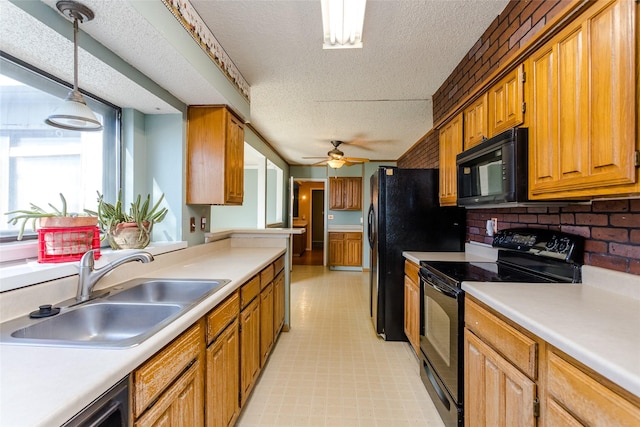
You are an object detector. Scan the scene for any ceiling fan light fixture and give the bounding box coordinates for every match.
[327,158,346,169]
[46,0,103,132]
[321,0,366,49]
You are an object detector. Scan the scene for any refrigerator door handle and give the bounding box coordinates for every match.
[367,204,375,249]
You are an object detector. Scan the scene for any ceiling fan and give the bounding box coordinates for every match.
[304,140,370,168]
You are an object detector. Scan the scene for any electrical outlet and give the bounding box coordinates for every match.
[328,214,334,220]
[190,217,196,233]
[200,217,207,231]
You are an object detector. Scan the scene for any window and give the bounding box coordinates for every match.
[266,160,283,226]
[0,55,119,245]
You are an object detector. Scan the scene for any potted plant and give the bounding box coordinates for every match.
[5,193,98,240]
[5,193,99,263]
[87,191,168,250]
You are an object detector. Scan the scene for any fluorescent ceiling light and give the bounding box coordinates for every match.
[321,0,367,49]
[327,159,346,168]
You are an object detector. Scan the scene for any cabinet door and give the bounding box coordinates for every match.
[528,0,637,199]
[259,282,274,366]
[225,114,244,205]
[273,271,285,335]
[135,359,204,427]
[329,233,344,266]
[439,113,463,206]
[464,93,488,149]
[205,320,239,427]
[403,275,420,356]
[464,329,536,427]
[344,177,362,210]
[329,178,346,210]
[344,232,362,266]
[488,64,524,137]
[240,298,260,405]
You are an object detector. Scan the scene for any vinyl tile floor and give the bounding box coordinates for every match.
[236,265,445,427]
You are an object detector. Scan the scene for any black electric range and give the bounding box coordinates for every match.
[417,228,584,427]
[421,228,585,286]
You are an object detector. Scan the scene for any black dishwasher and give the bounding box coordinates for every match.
[62,376,129,427]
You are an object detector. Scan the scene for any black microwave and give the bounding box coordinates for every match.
[456,127,528,206]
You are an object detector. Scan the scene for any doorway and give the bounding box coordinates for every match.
[311,189,324,249]
[291,179,326,266]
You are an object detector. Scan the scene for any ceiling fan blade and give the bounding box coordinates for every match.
[302,156,331,159]
[344,157,370,162]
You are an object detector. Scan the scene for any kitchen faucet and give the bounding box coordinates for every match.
[76,249,154,302]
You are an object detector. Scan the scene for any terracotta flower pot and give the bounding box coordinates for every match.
[38,216,98,228]
[106,222,151,250]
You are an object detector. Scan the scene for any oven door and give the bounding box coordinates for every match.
[419,268,464,404]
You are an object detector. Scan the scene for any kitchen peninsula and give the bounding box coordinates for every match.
[0,229,300,427]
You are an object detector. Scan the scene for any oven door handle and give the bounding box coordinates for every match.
[421,274,458,298]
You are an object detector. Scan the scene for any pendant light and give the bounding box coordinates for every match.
[46,1,103,131]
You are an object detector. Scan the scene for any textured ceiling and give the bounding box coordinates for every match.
[1,0,509,164]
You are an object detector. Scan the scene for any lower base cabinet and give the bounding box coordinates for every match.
[132,321,205,426]
[130,255,287,426]
[465,296,640,427]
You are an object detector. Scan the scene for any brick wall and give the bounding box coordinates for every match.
[397,129,439,168]
[466,200,640,275]
[397,0,640,275]
[432,0,570,123]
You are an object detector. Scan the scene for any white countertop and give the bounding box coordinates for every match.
[327,224,364,232]
[403,244,640,398]
[0,242,285,427]
[463,281,640,397]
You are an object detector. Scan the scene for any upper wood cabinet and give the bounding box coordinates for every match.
[329,177,362,210]
[526,0,638,199]
[488,63,524,137]
[439,113,463,206]
[187,106,245,205]
[464,93,488,149]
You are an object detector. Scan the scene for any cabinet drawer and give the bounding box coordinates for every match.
[274,254,285,275]
[404,260,419,284]
[260,264,274,290]
[465,298,537,379]
[344,232,361,240]
[241,275,260,308]
[206,291,239,344]
[547,350,640,426]
[132,320,204,418]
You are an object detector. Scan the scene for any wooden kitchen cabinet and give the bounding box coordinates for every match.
[132,321,205,425]
[466,296,640,426]
[464,329,536,427]
[329,232,362,267]
[464,298,538,427]
[329,177,362,210]
[545,348,640,427]
[273,269,285,335]
[439,113,463,206]
[526,0,638,200]
[205,291,240,427]
[260,281,274,366]
[463,93,488,149]
[239,277,261,406]
[187,105,245,205]
[487,63,524,137]
[403,260,420,356]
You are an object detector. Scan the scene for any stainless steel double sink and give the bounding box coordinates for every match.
[0,278,230,349]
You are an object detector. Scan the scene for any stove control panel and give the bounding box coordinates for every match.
[492,228,584,263]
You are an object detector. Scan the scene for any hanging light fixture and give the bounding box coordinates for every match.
[327,158,346,168]
[321,0,367,49]
[46,1,103,131]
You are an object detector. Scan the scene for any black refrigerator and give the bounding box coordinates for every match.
[367,167,465,341]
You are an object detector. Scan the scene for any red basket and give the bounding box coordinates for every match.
[37,226,101,263]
